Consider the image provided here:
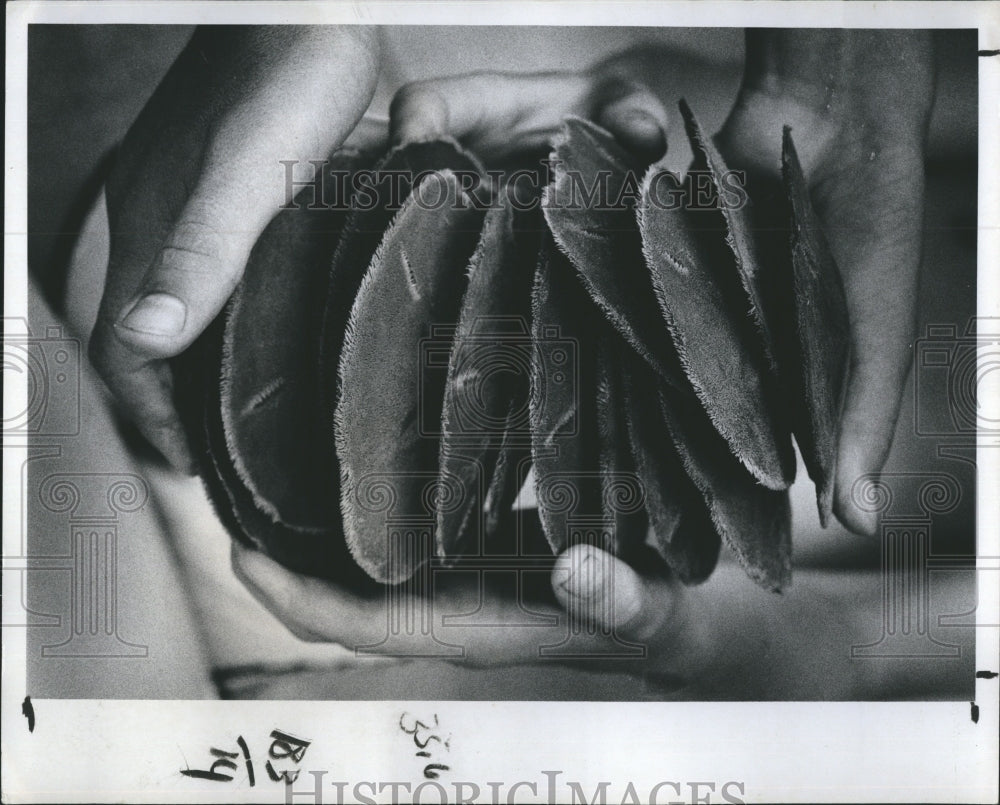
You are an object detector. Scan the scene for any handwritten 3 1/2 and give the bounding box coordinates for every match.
[399,712,451,780]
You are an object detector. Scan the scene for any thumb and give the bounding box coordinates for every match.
[551,543,680,642]
[113,28,380,359]
[90,27,380,471]
[112,178,271,357]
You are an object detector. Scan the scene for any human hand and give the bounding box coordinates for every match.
[231,539,713,688]
[89,25,381,472]
[387,58,671,164]
[233,537,970,699]
[715,30,935,535]
[388,35,936,539]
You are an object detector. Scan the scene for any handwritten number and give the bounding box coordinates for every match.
[181,749,238,782]
[413,732,444,749]
[399,712,438,735]
[237,735,255,787]
[423,764,450,780]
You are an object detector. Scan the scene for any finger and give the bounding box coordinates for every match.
[92,150,323,468]
[550,544,681,642]
[816,149,925,535]
[90,166,296,470]
[391,72,589,158]
[389,71,667,162]
[232,543,567,665]
[87,333,196,474]
[593,82,670,163]
[91,28,379,470]
[113,90,374,359]
[231,543,384,646]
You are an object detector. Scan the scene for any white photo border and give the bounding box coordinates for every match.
[4,2,998,803]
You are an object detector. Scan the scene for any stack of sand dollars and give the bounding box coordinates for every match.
[174,100,850,595]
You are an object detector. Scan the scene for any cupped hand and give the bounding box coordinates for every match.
[715,30,935,535]
[232,539,709,686]
[234,537,961,700]
[89,26,381,472]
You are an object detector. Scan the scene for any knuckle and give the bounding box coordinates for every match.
[143,405,184,435]
[589,71,642,102]
[389,81,428,115]
[159,217,229,274]
[390,80,447,121]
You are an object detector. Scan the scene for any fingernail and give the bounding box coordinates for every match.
[555,545,606,603]
[119,293,187,337]
[578,548,608,601]
[622,109,663,138]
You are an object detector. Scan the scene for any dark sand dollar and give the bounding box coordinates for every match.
[678,99,780,368]
[478,207,548,553]
[782,127,851,526]
[638,147,795,491]
[529,236,603,555]
[482,398,534,543]
[437,194,536,559]
[543,117,686,390]
[336,172,484,583]
[621,354,720,585]
[658,385,792,592]
[174,308,375,586]
[319,139,484,415]
[172,150,376,587]
[595,339,651,563]
[220,150,367,532]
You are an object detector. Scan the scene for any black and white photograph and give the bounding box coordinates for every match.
[3,2,998,802]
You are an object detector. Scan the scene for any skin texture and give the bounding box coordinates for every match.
[93,28,937,692]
